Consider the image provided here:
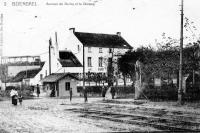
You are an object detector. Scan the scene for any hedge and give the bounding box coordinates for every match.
[77,86,134,96]
[143,84,178,100]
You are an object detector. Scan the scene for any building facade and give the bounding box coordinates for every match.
[64,28,133,85]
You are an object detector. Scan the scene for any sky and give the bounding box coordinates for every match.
[0,0,200,58]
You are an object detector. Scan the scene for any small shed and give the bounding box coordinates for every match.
[41,73,79,97]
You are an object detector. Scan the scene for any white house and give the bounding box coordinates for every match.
[63,28,133,85]
[41,29,132,86]
[66,28,132,74]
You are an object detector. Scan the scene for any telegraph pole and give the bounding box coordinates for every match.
[49,38,52,75]
[83,45,87,102]
[178,0,184,104]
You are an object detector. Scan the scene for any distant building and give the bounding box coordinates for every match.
[12,68,42,85]
[0,56,45,90]
[0,56,42,77]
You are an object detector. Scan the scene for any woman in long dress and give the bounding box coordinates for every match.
[105,86,112,99]
[10,88,18,105]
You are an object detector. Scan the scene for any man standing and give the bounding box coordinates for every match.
[36,84,40,97]
[83,88,88,103]
[69,88,72,102]
[110,86,116,99]
[102,86,106,100]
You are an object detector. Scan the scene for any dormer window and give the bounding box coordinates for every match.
[77,45,80,52]
[109,48,112,53]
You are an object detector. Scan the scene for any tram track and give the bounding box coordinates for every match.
[64,103,200,132]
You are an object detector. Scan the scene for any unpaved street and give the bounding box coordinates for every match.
[0,97,200,132]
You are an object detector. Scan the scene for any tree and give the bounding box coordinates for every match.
[118,50,143,86]
[0,64,8,87]
[183,41,200,85]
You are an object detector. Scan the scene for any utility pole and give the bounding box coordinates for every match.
[83,45,87,102]
[178,0,184,104]
[49,38,52,75]
[26,56,28,79]
[111,47,114,86]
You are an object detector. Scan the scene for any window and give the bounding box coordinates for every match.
[109,48,112,53]
[88,47,92,53]
[77,45,80,52]
[99,48,103,53]
[40,74,43,80]
[99,57,103,67]
[65,82,70,91]
[88,57,92,67]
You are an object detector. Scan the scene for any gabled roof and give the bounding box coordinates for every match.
[74,32,133,49]
[58,51,82,67]
[41,73,78,83]
[10,68,41,82]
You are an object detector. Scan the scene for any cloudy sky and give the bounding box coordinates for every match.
[1,0,200,57]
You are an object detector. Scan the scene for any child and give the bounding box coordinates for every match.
[18,94,23,105]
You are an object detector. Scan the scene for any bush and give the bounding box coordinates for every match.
[77,86,103,94]
[77,86,134,97]
[5,86,18,91]
[143,84,178,101]
[0,90,9,97]
[185,86,200,101]
[115,86,134,94]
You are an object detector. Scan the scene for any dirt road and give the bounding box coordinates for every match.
[0,97,200,132]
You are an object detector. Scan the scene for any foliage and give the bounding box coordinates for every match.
[183,41,200,74]
[77,86,104,95]
[143,84,178,101]
[0,65,8,82]
[117,50,143,81]
[85,72,108,85]
[118,36,200,86]
[77,85,134,97]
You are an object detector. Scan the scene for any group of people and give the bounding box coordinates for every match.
[102,86,116,100]
[10,84,41,106]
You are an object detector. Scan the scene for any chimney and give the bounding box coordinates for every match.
[116,32,121,36]
[69,27,75,33]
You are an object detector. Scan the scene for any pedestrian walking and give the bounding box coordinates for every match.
[69,88,72,102]
[110,86,116,99]
[36,84,40,97]
[102,86,106,100]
